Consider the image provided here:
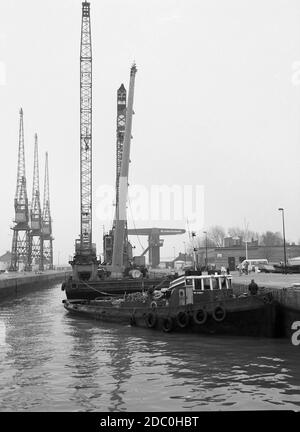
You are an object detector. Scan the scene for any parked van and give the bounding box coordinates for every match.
[241,259,268,272]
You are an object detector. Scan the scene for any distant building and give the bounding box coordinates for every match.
[0,251,11,271]
[196,244,300,271]
[160,252,194,270]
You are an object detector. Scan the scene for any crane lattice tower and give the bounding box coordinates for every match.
[71,1,99,282]
[42,152,53,270]
[80,0,93,251]
[10,108,31,271]
[28,134,44,271]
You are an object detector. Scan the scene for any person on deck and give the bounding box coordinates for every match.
[248,279,259,295]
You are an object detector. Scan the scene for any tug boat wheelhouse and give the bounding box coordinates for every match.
[63,273,277,337]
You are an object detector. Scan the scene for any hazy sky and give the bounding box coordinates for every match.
[0,0,300,264]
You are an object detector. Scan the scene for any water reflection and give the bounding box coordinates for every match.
[0,285,300,411]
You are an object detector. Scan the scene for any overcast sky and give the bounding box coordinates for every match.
[0,0,300,264]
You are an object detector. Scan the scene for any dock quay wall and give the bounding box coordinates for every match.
[232,279,300,338]
[0,271,70,301]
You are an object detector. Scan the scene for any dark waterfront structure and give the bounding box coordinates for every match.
[0,271,69,301]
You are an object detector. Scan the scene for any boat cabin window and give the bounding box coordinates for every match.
[186,278,193,286]
[194,279,202,291]
[203,279,211,290]
[221,277,227,289]
[211,277,220,290]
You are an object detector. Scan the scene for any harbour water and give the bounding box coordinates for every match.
[0,284,300,412]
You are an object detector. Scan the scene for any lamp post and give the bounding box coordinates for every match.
[244,219,249,260]
[132,245,136,266]
[278,208,287,274]
[191,231,197,270]
[203,231,208,270]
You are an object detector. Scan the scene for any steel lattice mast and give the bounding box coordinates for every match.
[28,134,43,271]
[111,64,137,276]
[10,108,30,271]
[115,84,131,265]
[71,1,99,281]
[42,152,53,269]
[80,0,93,251]
[115,84,127,215]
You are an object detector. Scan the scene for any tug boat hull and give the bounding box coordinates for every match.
[63,274,277,338]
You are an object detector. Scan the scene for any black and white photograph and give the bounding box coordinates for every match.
[0,0,300,419]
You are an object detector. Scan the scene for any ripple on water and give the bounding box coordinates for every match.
[0,285,300,411]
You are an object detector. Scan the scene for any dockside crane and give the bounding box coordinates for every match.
[111,64,137,277]
[10,108,31,271]
[28,134,44,271]
[103,83,132,267]
[115,83,127,215]
[42,152,53,270]
[70,1,99,282]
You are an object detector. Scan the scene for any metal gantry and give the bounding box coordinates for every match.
[28,134,43,271]
[10,108,31,271]
[80,0,93,251]
[42,152,53,269]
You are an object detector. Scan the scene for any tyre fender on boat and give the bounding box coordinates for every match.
[193,308,208,325]
[263,293,273,303]
[176,311,190,328]
[130,309,137,326]
[150,301,157,310]
[212,305,226,322]
[145,311,157,328]
[162,316,174,333]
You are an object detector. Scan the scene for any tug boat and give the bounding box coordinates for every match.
[63,273,277,337]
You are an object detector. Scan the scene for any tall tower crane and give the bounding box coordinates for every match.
[28,134,44,271]
[71,1,99,281]
[10,108,30,271]
[111,64,137,277]
[80,0,92,251]
[42,152,53,270]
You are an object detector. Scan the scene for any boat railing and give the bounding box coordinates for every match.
[170,274,232,291]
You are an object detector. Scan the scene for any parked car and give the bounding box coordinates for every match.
[273,263,300,274]
[241,259,268,272]
[258,263,276,273]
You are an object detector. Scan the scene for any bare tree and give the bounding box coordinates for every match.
[228,226,244,238]
[260,231,283,246]
[228,226,258,242]
[208,225,226,247]
[187,230,216,251]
